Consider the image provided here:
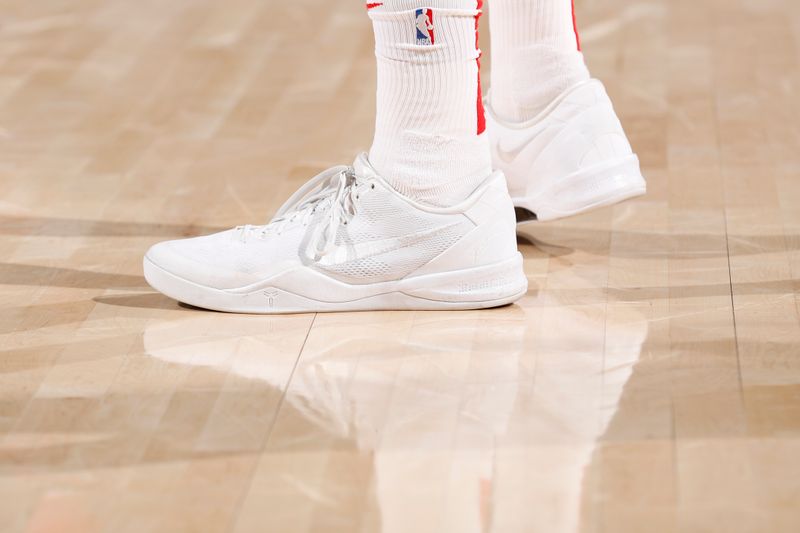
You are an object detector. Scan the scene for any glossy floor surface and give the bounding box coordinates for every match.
[2,0,799,532]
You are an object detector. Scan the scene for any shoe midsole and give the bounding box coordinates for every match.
[143,253,528,312]
[512,154,646,221]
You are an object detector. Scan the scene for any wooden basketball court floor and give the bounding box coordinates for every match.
[1,0,799,531]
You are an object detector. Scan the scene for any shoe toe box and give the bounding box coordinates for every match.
[144,230,260,290]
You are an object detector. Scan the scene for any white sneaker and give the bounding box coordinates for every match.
[143,154,528,313]
[486,79,647,222]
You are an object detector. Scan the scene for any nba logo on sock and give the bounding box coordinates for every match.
[415,8,434,45]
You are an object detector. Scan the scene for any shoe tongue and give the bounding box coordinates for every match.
[353,152,379,180]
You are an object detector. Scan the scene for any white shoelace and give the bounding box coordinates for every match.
[237,166,365,260]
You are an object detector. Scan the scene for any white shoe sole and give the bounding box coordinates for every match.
[513,154,646,223]
[143,253,528,314]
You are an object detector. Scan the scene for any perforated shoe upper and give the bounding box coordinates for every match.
[145,155,517,290]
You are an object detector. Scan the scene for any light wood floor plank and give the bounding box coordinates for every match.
[1,0,798,532]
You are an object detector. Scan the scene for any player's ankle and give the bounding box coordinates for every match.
[368,1,489,207]
[488,0,589,123]
[368,131,491,207]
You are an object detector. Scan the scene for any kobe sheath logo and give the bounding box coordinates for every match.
[415,8,434,45]
[263,290,278,308]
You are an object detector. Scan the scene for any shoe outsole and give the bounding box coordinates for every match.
[143,254,528,314]
[512,154,646,223]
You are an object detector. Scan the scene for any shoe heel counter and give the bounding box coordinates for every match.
[413,173,519,277]
[576,82,634,167]
[533,81,634,183]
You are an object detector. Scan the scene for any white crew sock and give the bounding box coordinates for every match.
[488,0,590,123]
[367,0,491,207]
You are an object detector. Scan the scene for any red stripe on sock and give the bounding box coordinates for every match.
[366,2,383,10]
[475,0,486,135]
[571,0,581,51]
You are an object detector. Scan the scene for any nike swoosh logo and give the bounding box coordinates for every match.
[496,144,524,166]
[313,222,463,268]
[495,101,597,166]
[496,134,538,166]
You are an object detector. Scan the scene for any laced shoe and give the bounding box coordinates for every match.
[143,154,528,313]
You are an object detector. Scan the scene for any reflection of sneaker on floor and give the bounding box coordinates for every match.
[141,310,529,450]
[143,154,527,313]
[486,80,647,222]
[141,296,650,533]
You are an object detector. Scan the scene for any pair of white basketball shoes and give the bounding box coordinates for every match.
[144,80,646,313]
